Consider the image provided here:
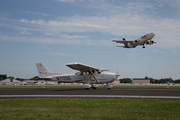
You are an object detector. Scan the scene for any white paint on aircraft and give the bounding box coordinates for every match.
[112,33,156,48]
[36,62,119,90]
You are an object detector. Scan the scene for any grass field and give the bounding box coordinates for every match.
[1,85,180,89]
[0,98,180,120]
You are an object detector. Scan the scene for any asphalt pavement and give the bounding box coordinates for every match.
[0,88,180,99]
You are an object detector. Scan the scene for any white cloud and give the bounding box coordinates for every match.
[20,31,32,35]
[1,1,180,48]
[26,11,49,17]
[17,13,180,48]
[0,34,111,46]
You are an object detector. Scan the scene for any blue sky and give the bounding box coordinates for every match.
[0,0,180,79]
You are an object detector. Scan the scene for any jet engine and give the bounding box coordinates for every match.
[132,40,138,44]
[146,41,154,45]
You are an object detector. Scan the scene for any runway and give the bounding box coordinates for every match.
[0,88,180,99]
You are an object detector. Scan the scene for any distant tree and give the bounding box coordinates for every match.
[0,74,7,80]
[159,78,174,83]
[16,78,26,81]
[144,76,156,83]
[8,76,14,79]
[150,78,155,83]
[30,76,39,80]
[174,79,180,83]
[120,78,132,83]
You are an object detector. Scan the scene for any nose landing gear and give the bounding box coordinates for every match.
[104,83,112,90]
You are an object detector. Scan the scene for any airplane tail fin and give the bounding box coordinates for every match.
[36,63,52,78]
[123,38,128,47]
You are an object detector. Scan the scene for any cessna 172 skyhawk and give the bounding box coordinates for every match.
[112,33,156,48]
[36,62,119,90]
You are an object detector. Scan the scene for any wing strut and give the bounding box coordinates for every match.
[89,68,99,83]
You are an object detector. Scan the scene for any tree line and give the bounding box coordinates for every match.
[0,74,39,81]
[1,74,180,83]
[120,76,180,83]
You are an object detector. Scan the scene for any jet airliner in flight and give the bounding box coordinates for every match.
[112,33,156,48]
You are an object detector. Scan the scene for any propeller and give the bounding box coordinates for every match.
[114,68,120,80]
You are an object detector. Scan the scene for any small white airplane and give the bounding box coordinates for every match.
[112,33,156,48]
[36,62,119,90]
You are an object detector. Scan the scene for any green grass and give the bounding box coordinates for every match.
[0,98,180,120]
[1,85,180,89]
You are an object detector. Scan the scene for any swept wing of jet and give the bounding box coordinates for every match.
[36,62,119,90]
[112,33,156,48]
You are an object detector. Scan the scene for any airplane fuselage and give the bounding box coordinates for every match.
[51,72,116,84]
[125,33,155,48]
[36,62,119,90]
[113,33,156,48]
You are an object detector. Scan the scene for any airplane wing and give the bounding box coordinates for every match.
[66,63,101,72]
[112,40,134,44]
[145,41,157,45]
[139,41,157,46]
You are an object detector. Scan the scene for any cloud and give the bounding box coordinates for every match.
[20,31,32,35]
[1,1,180,48]
[26,11,49,17]
[0,35,111,46]
[17,14,180,48]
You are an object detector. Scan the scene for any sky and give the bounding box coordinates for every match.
[0,0,180,80]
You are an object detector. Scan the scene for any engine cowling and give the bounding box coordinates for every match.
[132,40,138,44]
[151,41,154,43]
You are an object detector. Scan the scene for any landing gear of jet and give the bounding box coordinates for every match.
[142,44,145,48]
[104,83,112,90]
[91,84,98,89]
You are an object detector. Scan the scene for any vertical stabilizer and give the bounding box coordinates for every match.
[36,63,51,78]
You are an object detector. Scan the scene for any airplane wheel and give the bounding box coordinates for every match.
[107,88,111,90]
[85,88,89,90]
[93,87,97,89]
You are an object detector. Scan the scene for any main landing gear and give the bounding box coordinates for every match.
[81,84,112,90]
[81,84,98,90]
[91,84,98,89]
[142,44,145,48]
